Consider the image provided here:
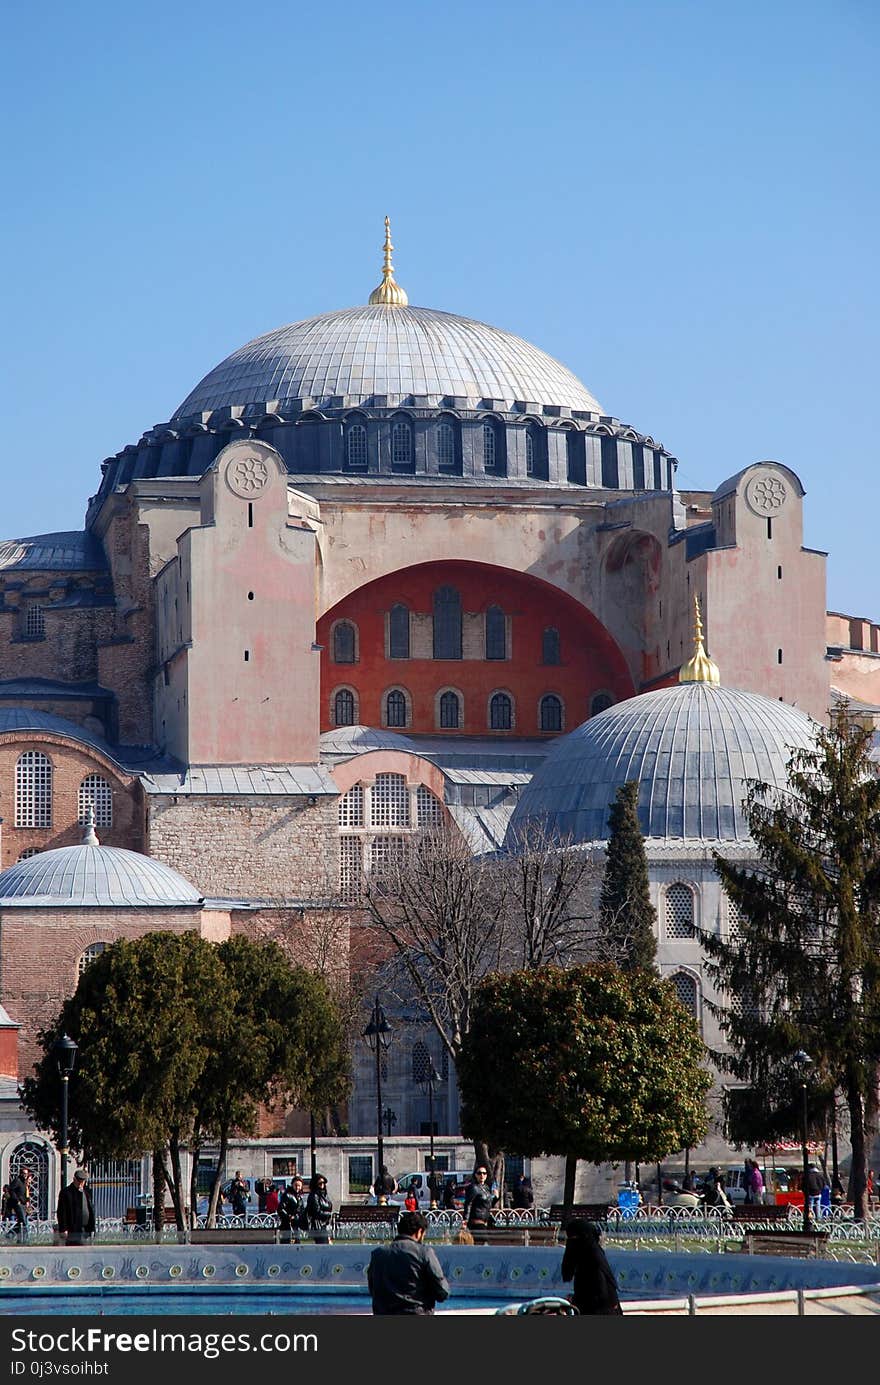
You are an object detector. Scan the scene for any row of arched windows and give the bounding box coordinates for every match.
[342,417,546,478]
[334,603,571,667]
[332,686,571,732]
[13,754,113,830]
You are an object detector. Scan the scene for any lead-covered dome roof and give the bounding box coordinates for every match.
[506,682,818,846]
[173,305,603,419]
[0,844,203,907]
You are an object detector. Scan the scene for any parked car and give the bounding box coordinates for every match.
[724,1165,792,1205]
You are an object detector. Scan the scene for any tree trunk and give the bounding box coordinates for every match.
[206,1125,230,1228]
[562,1154,577,1221]
[846,1083,869,1221]
[152,1150,165,1242]
[189,1134,201,1231]
[168,1133,186,1238]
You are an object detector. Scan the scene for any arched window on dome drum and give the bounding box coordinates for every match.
[437,422,458,474]
[490,693,512,730]
[482,423,497,472]
[391,420,413,472]
[566,427,587,485]
[485,605,506,660]
[527,425,547,480]
[525,431,534,476]
[433,587,462,660]
[540,694,563,733]
[345,422,368,472]
[333,621,357,664]
[671,972,699,1024]
[591,692,613,716]
[439,690,460,729]
[334,688,357,727]
[79,941,108,976]
[542,627,561,665]
[385,689,407,729]
[16,751,52,828]
[389,604,410,659]
[664,883,696,940]
[78,774,112,829]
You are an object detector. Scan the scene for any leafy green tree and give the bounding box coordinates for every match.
[598,781,658,971]
[457,964,710,1204]
[704,708,880,1219]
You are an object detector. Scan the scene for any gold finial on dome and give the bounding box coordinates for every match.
[679,595,720,685]
[368,216,409,306]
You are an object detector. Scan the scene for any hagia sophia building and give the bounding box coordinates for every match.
[0,219,876,1213]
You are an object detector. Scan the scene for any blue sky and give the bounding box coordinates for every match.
[3,0,877,615]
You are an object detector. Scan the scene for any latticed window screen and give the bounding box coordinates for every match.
[386,690,407,728]
[346,423,367,470]
[338,784,364,828]
[485,605,506,660]
[79,941,108,976]
[733,985,761,1023]
[664,883,696,939]
[371,773,410,828]
[671,971,699,1018]
[391,422,412,468]
[439,691,460,728]
[389,604,410,659]
[78,774,112,828]
[727,895,744,942]
[25,604,45,638]
[490,693,512,730]
[433,587,462,659]
[333,622,356,663]
[412,1041,432,1084]
[339,836,363,902]
[15,751,52,828]
[482,424,496,471]
[437,422,456,472]
[369,835,408,880]
[540,695,563,732]
[334,688,356,726]
[525,431,534,475]
[17,848,40,861]
[416,785,443,828]
[542,627,561,665]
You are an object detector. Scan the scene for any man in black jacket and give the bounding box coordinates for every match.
[57,1169,95,1246]
[367,1211,450,1315]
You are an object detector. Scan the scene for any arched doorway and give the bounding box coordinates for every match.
[8,1141,50,1220]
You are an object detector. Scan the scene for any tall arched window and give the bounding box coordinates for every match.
[439,690,460,729]
[345,422,368,471]
[437,422,457,473]
[490,692,513,730]
[664,883,696,940]
[389,604,410,660]
[79,941,108,976]
[333,621,357,664]
[412,1040,432,1084]
[433,587,462,660]
[542,627,561,665]
[338,784,364,827]
[540,694,563,732]
[333,688,357,726]
[485,605,506,660]
[671,971,699,1022]
[372,773,410,828]
[416,785,443,827]
[525,431,534,475]
[482,423,496,472]
[391,420,413,471]
[78,774,113,828]
[15,751,52,828]
[385,689,407,729]
[591,692,613,716]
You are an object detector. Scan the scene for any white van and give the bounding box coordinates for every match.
[369,1169,475,1207]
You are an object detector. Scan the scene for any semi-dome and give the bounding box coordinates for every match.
[173,305,602,420]
[0,843,203,907]
[506,682,818,846]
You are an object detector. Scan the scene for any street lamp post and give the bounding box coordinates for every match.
[54,1033,78,1194]
[419,1061,441,1208]
[792,1050,813,1236]
[363,996,393,1199]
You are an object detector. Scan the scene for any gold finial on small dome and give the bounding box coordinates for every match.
[368,216,409,306]
[679,595,720,685]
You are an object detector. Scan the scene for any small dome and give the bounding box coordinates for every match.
[0,845,202,907]
[319,724,416,759]
[173,305,602,419]
[506,682,818,845]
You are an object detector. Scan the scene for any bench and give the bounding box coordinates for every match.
[125,1206,178,1226]
[547,1203,612,1224]
[464,1226,558,1247]
[335,1205,399,1227]
[728,1203,792,1223]
[190,1227,277,1245]
[742,1230,829,1258]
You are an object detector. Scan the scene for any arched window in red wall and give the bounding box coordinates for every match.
[389,604,410,659]
[591,692,614,716]
[540,694,563,732]
[333,621,357,664]
[485,605,506,660]
[489,692,513,730]
[542,627,561,665]
[433,587,462,660]
[385,689,407,728]
[439,690,461,729]
[333,688,357,726]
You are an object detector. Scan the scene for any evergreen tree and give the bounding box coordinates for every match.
[703,707,880,1220]
[598,780,658,971]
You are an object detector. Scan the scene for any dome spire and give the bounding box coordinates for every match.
[679,595,720,685]
[81,803,100,846]
[368,216,408,307]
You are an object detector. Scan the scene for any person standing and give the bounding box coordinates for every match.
[404,1188,418,1212]
[264,1182,280,1216]
[441,1177,457,1211]
[463,1166,495,1242]
[805,1163,826,1221]
[373,1166,397,1204]
[367,1210,450,1315]
[229,1170,249,1217]
[278,1176,306,1244]
[8,1168,32,1242]
[306,1173,333,1243]
[56,1168,95,1246]
[561,1218,623,1316]
[511,1175,535,1210]
[747,1159,765,1207]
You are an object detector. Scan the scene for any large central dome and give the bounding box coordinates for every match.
[173,305,603,419]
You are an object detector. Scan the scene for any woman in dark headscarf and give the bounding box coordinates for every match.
[560,1218,623,1315]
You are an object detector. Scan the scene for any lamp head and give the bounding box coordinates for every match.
[363,996,393,1052]
[54,1032,78,1076]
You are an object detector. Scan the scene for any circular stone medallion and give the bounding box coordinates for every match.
[745,472,787,515]
[226,455,270,499]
